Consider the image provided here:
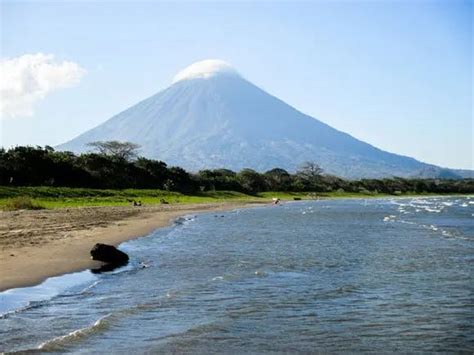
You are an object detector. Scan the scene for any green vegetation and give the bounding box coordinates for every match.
[0,186,469,210]
[0,187,257,209]
[3,196,45,211]
[0,187,303,209]
[0,144,472,210]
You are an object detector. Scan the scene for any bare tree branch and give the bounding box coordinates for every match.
[87,141,141,161]
[297,161,324,180]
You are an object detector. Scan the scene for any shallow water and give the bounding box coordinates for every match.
[1,197,473,353]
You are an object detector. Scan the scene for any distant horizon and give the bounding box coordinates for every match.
[1,1,472,170]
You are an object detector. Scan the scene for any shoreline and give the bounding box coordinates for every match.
[1,194,469,292]
[0,202,264,292]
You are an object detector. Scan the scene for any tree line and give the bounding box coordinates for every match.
[1,143,473,195]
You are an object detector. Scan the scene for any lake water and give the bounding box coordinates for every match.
[1,197,473,353]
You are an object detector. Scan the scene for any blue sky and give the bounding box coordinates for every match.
[1,0,472,169]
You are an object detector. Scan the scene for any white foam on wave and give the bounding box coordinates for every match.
[38,313,113,351]
[412,199,431,205]
[420,222,471,242]
[0,270,96,316]
[424,207,442,213]
[422,224,440,232]
[79,280,101,294]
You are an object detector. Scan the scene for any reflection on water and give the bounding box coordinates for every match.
[1,197,473,353]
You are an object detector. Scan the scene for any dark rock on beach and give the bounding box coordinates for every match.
[90,243,129,264]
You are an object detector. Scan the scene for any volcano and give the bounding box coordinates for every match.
[58,59,463,178]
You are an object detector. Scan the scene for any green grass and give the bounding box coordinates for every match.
[0,186,469,210]
[3,196,46,211]
[0,186,261,209]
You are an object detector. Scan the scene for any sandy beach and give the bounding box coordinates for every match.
[0,202,262,291]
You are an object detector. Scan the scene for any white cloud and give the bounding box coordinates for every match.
[0,53,86,119]
[172,59,238,84]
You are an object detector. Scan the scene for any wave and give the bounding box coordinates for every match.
[0,299,49,320]
[383,215,397,222]
[0,280,103,320]
[37,313,114,351]
[383,198,471,242]
[78,280,102,294]
[0,261,144,319]
[33,289,178,352]
[419,224,471,241]
[389,197,474,215]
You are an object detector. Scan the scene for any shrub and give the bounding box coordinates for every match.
[4,196,45,211]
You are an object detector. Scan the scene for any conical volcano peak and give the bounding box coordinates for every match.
[58,57,460,179]
[172,59,239,84]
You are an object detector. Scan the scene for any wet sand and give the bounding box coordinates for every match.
[0,202,262,291]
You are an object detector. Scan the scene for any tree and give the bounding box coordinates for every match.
[294,161,325,191]
[1,145,473,195]
[264,168,291,191]
[197,169,241,192]
[297,161,324,180]
[167,166,195,193]
[87,141,141,161]
[237,168,268,194]
[135,158,168,188]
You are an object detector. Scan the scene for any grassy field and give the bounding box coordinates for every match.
[0,186,468,210]
[0,186,258,209]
